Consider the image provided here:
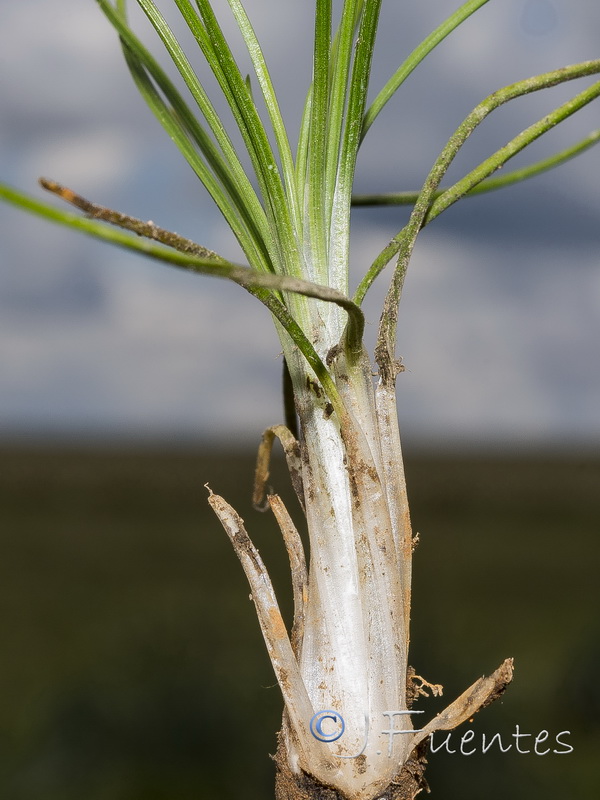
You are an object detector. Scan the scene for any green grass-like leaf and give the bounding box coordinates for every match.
[426,83,600,223]
[97,0,273,272]
[372,59,600,383]
[328,0,383,295]
[362,0,491,139]
[305,0,332,285]
[225,0,301,235]
[189,0,300,277]
[351,129,600,206]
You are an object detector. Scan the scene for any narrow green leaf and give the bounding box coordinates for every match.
[121,42,272,273]
[324,0,364,225]
[373,59,600,383]
[358,60,600,306]
[132,0,274,264]
[351,130,600,206]
[426,84,600,223]
[305,0,332,284]
[295,85,313,214]
[226,0,301,237]
[329,0,382,295]
[187,0,300,276]
[362,0,490,139]
[96,0,272,272]
[39,177,224,261]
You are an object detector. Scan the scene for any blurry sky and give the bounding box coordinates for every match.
[0,0,599,447]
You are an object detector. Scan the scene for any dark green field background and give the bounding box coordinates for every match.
[1,446,598,799]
